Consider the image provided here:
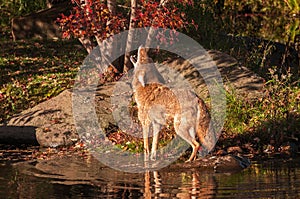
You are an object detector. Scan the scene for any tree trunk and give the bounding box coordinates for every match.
[106,0,123,72]
[77,0,121,72]
[76,0,95,54]
[145,0,165,48]
[107,0,116,15]
[78,36,94,54]
[123,0,137,73]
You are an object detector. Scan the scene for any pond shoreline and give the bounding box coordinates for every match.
[1,141,299,173]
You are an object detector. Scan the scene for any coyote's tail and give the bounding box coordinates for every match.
[196,99,215,152]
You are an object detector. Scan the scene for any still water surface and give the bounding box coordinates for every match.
[1,156,300,198]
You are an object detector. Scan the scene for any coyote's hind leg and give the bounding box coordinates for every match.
[183,128,200,163]
[187,139,200,162]
[174,114,200,162]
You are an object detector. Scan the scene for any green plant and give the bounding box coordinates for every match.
[285,0,300,13]
[222,66,299,142]
[223,88,253,134]
[251,68,300,143]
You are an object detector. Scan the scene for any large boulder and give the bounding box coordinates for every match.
[1,90,78,147]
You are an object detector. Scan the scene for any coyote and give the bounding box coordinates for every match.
[130,46,211,162]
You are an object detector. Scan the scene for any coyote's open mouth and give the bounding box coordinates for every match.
[130,55,137,65]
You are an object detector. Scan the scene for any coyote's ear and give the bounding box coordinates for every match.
[138,71,146,87]
[138,47,146,58]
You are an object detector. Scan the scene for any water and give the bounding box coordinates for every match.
[1,156,300,198]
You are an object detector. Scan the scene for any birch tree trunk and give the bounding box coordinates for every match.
[78,0,121,72]
[75,0,95,55]
[106,0,123,72]
[123,0,137,73]
[107,0,116,15]
[145,0,166,48]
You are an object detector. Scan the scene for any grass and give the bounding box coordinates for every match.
[0,39,87,123]
[223,67,300,148]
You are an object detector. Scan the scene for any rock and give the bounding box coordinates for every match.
[2,90,78,147]
[216,149,227,156]
[279,141,298,156]
[213,155,251,173]
[264,144,275,154]
[227,146,243,154]
[243,143,257,154]
[171,154,251,173]
[163,50,265,100]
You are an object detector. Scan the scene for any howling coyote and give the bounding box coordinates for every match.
[130,46,211,162]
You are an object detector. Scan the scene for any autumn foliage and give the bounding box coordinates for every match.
[57,0,194,44]
[133,0,189,29]
[58,0,127,40]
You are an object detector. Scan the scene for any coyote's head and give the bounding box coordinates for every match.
[130,46,165,88]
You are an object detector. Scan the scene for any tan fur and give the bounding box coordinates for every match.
[131,46,211,162]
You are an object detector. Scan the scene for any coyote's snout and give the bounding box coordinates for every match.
[130,46,212,162]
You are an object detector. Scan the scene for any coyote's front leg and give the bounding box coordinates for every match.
[142,123,150,161]
[150,122,161,161]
